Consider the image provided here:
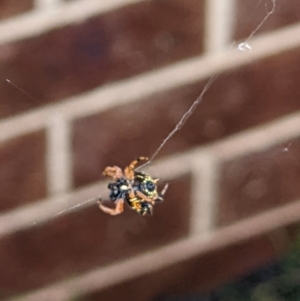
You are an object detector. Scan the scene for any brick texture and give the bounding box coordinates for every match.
[218,137,300,227]
[1,1,300,300]
[73,47,300,188]
[0,0,204,118]
[77,235,276,301]
[233,0,300,41]
[0,131,46,213]
[0,175,191,299]
[0,0,33,21]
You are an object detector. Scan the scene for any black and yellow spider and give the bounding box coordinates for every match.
[97,157,168,216]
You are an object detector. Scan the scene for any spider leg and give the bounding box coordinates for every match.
[102,166,124,180]
[141,204,153,216]
[97,198,124,216]
[124,156,149,180]
[127,180,136,199]
[136,190,155,205]
[155,183,169,202]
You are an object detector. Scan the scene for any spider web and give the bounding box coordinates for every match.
[50,0,279,221]
[4,0,279,224]
[138,0,277,169]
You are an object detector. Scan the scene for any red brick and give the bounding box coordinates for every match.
[233,0,300,42]
[0,0,33,20]
[0,131,46,213]
[217,137,300,226]
[80,235,276,301]
[0,0,204,118]
[0,174,191,298]
[73,48,300,187]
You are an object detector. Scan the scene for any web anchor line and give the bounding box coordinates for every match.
[137,75,217,170]
[140,0,276,170]
[238,0,276,51]
[3,0,277,221]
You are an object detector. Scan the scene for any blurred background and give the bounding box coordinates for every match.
[0,0,300,300]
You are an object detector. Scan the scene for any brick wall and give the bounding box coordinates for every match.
[1,0,300,300]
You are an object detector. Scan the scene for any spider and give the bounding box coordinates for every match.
[97,156,168,216]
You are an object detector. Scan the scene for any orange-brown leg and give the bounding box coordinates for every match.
[97,198,124,216]
[136,190,155,205]
[161,183,169,195]
[127,181,136,199]
[102,166,123,180]
[124,157,149,180]
[155,183,169,202]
